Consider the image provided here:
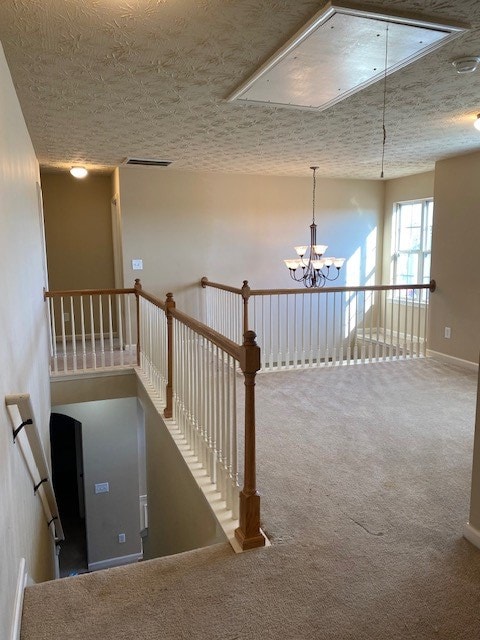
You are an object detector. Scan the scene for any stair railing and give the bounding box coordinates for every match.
[201,277,437,371]
[45,281,266,550]
[5,393,64,543]
[135,283,265,550]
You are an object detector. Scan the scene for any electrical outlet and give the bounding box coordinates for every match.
[444,326,451,339]
[118,533,126,543]
[94,482,109,494]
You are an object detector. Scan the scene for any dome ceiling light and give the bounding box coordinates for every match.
[70,166,88,179]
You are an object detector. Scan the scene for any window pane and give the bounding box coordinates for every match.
[423,201,434,252]
[398,223,421,252]
[397,252,419,284]
[398,204,422,251]
[423,253,431,280]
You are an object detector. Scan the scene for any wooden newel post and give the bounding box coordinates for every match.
[164,292,175,419]
[134,279,142,366]
[241,280,250,336]
[235,330,265,551]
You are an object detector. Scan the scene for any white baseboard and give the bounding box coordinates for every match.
[427,350,479,372]
[88,552,142,572]
[10,558,27,640]
[464,522,480,549]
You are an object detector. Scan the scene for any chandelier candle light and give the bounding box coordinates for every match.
[284,166,345,288]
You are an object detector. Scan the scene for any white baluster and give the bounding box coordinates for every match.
[80,296,86,371]
[60,297,67,371]
[118,295,124,367]
[98,295,105,368]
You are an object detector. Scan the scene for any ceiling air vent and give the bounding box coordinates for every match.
[124,158,172,167]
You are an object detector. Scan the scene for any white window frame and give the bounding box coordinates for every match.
[390,198,433,301]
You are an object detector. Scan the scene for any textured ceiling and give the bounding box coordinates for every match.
[1,0,480,179]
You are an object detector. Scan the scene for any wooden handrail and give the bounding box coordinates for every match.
[248,280,437,296]
[45,287,136,298]
[5,393,65,543]
[201,276,436,297]
[137,288,167,311]
[170,306,242,360]
[201,277,244,296]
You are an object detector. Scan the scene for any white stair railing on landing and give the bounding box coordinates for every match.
[201,277,436,371]
[45,286,138,375]
[5,393,64,543]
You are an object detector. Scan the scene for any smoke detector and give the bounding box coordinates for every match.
[452,57,480,73]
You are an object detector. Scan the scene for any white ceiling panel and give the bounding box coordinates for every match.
[229,4,466,110]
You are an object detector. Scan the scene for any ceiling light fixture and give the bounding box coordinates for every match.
[284,167,345,288]
[474,114,480,131]
[70,166,88,179]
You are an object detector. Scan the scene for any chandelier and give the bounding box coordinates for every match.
[284,166,345,288]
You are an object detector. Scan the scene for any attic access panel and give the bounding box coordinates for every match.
[227,2,466,111]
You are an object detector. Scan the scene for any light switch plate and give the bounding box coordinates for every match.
[132,259,143,270]
[95,482,109,494]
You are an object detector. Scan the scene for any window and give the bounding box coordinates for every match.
[391,199,433,289]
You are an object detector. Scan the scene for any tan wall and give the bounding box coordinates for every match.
[51,371,137,406]
[118,168,384,313]
[430,152,480,363]
[382,171,435,283]
[53,398,142,568]
[41,171,115,290]
[0,43,55,632]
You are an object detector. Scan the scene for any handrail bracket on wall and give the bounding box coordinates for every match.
[13,418,33,442]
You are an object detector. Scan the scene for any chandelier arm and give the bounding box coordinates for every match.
[289,269,307,282]
[324,268,341,282]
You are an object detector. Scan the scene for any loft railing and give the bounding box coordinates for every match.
[45,287,138,373]
[201,277,437,371]
[45,281,266,551]
[5,393,65,543]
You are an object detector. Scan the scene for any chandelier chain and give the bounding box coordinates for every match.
[381,24,389,179]
[312,166,316,223]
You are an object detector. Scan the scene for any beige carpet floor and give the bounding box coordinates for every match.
[21,358,480,639]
